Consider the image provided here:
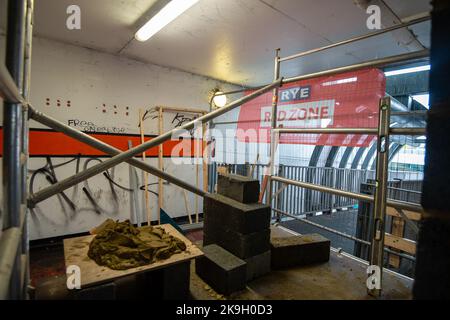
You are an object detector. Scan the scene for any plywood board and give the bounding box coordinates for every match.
[63,224,203,288]
[388,217,405,268]
[386,207,422,221]
[384,233,416,255]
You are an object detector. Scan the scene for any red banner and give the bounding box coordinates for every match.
[237,68,385,147]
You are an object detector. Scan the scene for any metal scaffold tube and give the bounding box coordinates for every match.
[0,228,22,299]
[271,176,423,213]
[28,106,206,201]
[280,15,430,62]
[2,0,28,300]
[28,79,282,206]
[274,128,379,135]
[283,50,429,84]
[20,0,34,299]
[3,0,26,230]
[0,63,24,104]
[272,208,371,246]
[267,49,281,221]
[271,175,375,203]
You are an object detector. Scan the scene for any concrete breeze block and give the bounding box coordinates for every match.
[204,193,270,234]
[195,244,246,295]
[204,225,271,259]
[271,233,330,269]
[244,250,271,281]
[217,174,260,204]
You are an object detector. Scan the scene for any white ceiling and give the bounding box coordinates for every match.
[7,0,433,86]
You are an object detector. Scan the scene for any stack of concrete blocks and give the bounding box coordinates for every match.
[196,174,271,295]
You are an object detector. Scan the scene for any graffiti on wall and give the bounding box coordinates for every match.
[68,119,126,134]
[28,156,157,233]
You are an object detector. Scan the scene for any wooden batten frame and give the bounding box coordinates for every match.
[156,106,207,224]
[139,109,151,225]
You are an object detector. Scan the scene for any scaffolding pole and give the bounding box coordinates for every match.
[28,80,282,205]
[282,50,429,85]
[27,106,206,200]
[2,0,27,300]
[280,16,430,62]
[267,49,281,221]
[20,0,34,300]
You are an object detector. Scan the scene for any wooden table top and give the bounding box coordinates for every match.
[63,224,203,288]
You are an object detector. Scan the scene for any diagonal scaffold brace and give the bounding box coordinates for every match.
[27,79,283,207]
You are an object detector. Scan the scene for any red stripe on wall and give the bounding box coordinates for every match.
[0,128,203,157]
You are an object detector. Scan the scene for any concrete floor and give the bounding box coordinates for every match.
[31,226,413,300]
[190,226,413,300]
[190,252,412,300]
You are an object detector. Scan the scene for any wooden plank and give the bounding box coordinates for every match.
[63,224,203,288]
[248,154,260,178]
[386,206,422,221]
[195,157,199,223]
[217,166,228,177]
[183,189,193,224]
[384,233,416,255]
[202,123,208,193]
[259,133,280,203]
[259,174,269,203]
[139,109,151,225]
[157,105,204,223]
[388,217,405,268]
[158,107,164,225]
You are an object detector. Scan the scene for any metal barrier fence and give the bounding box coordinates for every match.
[208,163,421,215]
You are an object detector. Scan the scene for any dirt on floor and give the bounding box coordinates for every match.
[31,227,413,300]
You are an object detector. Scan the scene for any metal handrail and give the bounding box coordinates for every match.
[271,175,423,213]
[272,176,375,202]
[272,207,371,245]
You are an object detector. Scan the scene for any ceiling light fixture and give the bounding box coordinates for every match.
[384,65,430,77]
[135,0,199,42]
[212,91,227,108]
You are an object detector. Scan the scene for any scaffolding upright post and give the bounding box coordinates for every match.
[267,49,281,221]
[3,0,27,299]
[368,97,391,297]
[20,0,34,300]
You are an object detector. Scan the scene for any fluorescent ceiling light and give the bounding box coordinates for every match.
[135,0,199,42]
[384,65,430,77]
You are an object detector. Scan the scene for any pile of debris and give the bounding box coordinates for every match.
[88,219,186,270]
